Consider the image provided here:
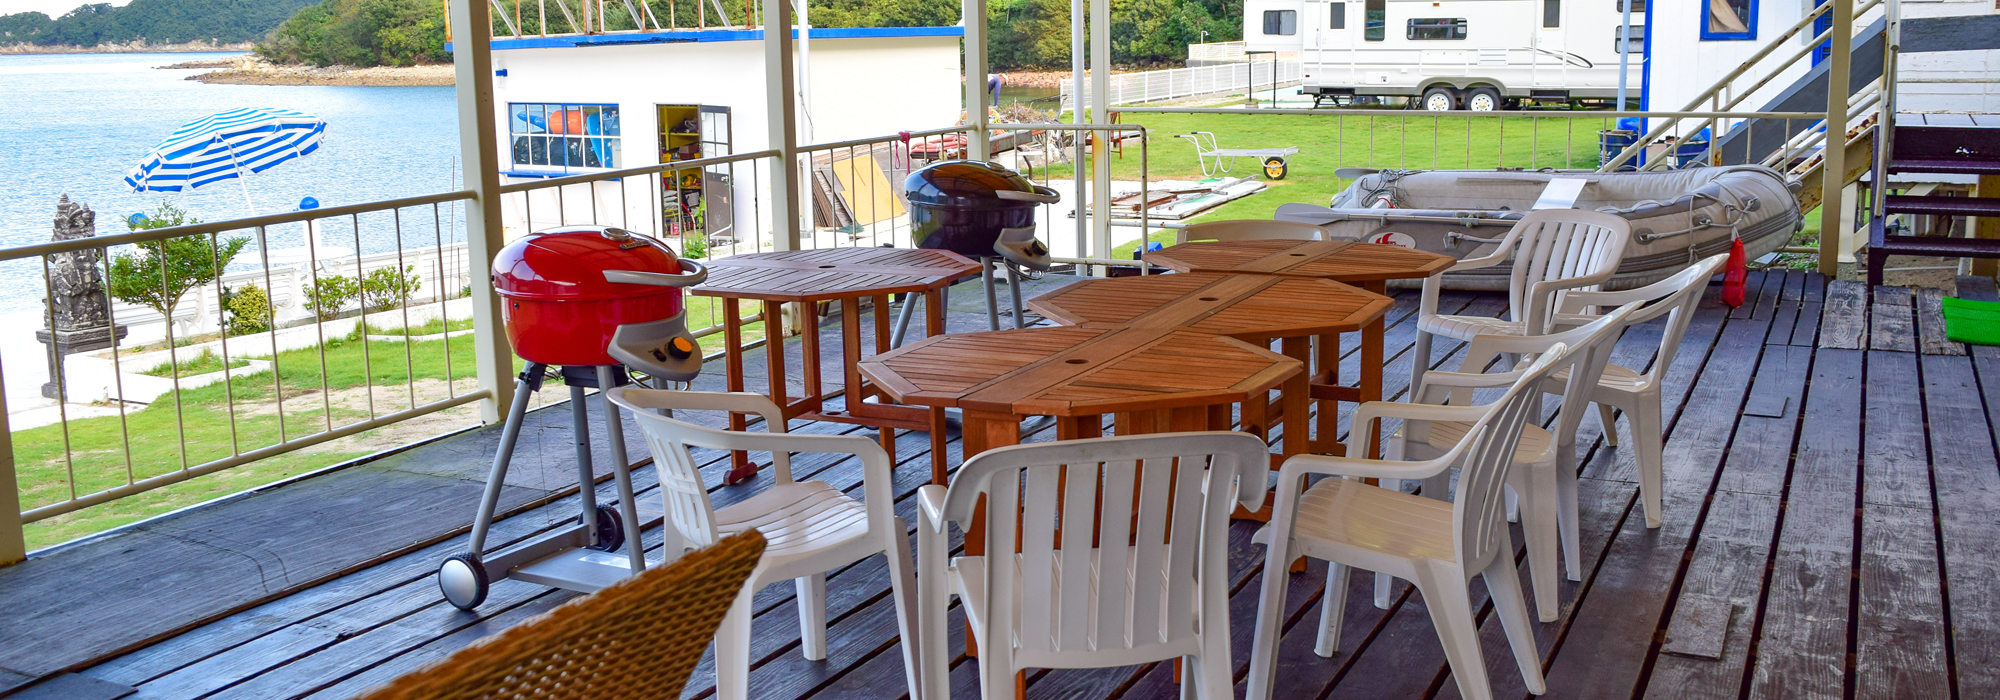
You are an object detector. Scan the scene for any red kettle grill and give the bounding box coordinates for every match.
[439,226,708,610]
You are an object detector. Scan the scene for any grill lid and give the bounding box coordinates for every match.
[905,160,1059,209]
[493,226,692,302]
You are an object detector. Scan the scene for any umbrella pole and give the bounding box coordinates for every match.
[237,177,258,216]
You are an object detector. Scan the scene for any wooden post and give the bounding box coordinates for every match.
[764,0,800,251]
[0,365,23,565]
[1818,0,1853,276]
[1978,175,2000,276]
[450,0,516,424]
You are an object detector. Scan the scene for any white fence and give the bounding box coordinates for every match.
[1060,60,1304,111]
[1185,41,1302,65]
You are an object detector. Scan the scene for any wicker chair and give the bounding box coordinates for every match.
[354,530,767,700]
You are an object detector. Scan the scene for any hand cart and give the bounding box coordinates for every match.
[1175,131,1299,180]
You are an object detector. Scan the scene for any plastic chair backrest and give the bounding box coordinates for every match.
[1451,349,1569,568]
[1175,219,1326,245]
[1461,303,1642,446]
[1498,209,1631,328]
[606,387,797,549]
[1558,254,1726,387]
[940,432,1269,664]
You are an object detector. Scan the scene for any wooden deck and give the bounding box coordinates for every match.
[3,270,1997,699]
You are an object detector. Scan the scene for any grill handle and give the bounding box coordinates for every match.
[994,186,1061,204]
[603,260,708,287]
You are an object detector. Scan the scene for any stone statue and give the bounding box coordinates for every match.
[39,195,127,400]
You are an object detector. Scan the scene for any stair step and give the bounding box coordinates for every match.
[1884,195,2000,217]
[1888,158,2000,175]
[1868,220,2000,257]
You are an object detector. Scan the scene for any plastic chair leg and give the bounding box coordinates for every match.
[1316,562,1352,657]
[1510,467,1562,623]
[884,520,924,700]
[1596,402,1620,447]
[1246,541,1293,700]
[1415,563,1495,700]
[797,573,828,660]
[1410,331,1434,398]
[1634,397,1666,529]
[1481,545,1549,695]
[715,593,756,700]
[1556,456,1582,582]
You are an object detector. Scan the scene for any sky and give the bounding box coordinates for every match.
[0,0,129,18]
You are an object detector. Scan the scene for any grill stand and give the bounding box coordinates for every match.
[439,363,658,610]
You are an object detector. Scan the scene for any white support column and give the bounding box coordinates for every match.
[1819,0,1853,275]
[1088,0,1111,269]
[766,0,802,251]
[964,0,990,160]
[1068,0,1086,271]
[0,364,22,565]
[450,0,515,423]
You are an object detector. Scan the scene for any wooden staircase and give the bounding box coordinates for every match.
[1866,114,2000,286]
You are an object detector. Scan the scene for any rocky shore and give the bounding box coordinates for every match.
[0,41,253,54]
[170,55,455,87]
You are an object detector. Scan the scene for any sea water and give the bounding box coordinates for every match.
[0,52,460,315]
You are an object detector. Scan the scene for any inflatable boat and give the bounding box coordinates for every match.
[1273,165,1802,291]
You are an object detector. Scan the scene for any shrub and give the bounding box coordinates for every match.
[221,284,272,336]
[361,265,422,313]
[681,229,707,260]
[107,201,249,324]
[303,275,360,322]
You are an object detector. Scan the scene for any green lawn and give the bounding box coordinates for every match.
[1038,111,1619,258]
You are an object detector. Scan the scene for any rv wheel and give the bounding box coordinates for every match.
[1422,87,1458,112]
[1262,157,1289,180]
[1465,88,1502,112]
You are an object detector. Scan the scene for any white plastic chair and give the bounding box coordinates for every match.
[1411,208,1630,393]
[1395,303,1640,621]
[916,432,1269,700]
[1546,254,1727,529]
[1245,349,1570,700]
[1174,219,1327,245]
[605,387,921,700]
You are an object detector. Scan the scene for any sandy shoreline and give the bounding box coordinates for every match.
[0,41,253,55]
[174,55,455,87]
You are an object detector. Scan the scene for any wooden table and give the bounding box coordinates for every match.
[1025,272,1390,463]
[693,247,983,484]
[1143,240,1452,454]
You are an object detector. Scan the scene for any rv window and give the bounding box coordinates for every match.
[1615,23,1646,53]
[1329,2,1346,29]
[1617,0,1645,11]
[1542,0,1558,27]
[1263,10,1297,35]
[1407,18,1467,40]
[1364,0,1384,40]
[1702,0,1756,40]
[511,102,619,171]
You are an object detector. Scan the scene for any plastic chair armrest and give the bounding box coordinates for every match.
[1276,453,1454,483]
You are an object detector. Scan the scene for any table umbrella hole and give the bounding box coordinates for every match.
[1065,359,1089,364]
[1198,297,1220,301]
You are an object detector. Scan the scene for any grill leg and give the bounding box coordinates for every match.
[982,257,1000,332]
[468,372,539,555]
[891,291,920,348]
[598,366,647,573]
[1005,262,1024,329]
[569,383,600,540]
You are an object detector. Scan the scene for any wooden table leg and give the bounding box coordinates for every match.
[838,299,896,461]
[1311,330,1343,455]
[799,300,823,407]
[1279,336,1311,461]
[722,299,756,484]
[728,299,790,485]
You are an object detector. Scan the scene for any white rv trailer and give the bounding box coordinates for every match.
[1242,0,1646,109]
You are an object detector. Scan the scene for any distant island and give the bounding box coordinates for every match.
[4,0,1241,70]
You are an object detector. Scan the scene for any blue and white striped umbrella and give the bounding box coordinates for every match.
[124,108,326,193]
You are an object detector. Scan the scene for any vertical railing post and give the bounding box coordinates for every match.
[765,0,801,251]
[1088,0,1112,267]
[0,366,22,565]
[450,0,515,423]
[964,0,990,160]
[1819,0,1854,275]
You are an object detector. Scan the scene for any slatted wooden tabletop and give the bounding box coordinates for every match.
[1142,239,1453,282]
[1026,272,1391,339]
[691,247,982,302]
[860,325,1302,418]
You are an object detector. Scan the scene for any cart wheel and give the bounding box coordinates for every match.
[439,553,488,610]
[1263,157,1290,180]
[589,503,625,552]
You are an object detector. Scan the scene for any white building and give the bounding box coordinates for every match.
[464,27,965,242]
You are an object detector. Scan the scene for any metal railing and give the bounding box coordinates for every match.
[1061,60,1304,111]
[1,191,495,551]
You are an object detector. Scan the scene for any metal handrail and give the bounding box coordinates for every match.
[0,190,477,262]
[496,149,780,194]
[1113,107,1829,119]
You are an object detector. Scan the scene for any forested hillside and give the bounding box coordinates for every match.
[0,0,315,47]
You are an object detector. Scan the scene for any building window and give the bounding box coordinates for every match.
[1543,0,1559,27]
[1407,18,1467,40]
[1364,0,1384,41]
[1616,23,1646,53]
[1702,0,1755,40]
[1263,10,1297,36]
[509,102,620,171]
[1329,2,1346,29]
[1617,0,1645,11]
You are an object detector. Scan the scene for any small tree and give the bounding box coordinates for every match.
[107,201,250,326]
[303,275,361,322]
[221,284,272,336]
[361,265,423,312]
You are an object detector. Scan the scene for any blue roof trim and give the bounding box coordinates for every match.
[449,25,964,51]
